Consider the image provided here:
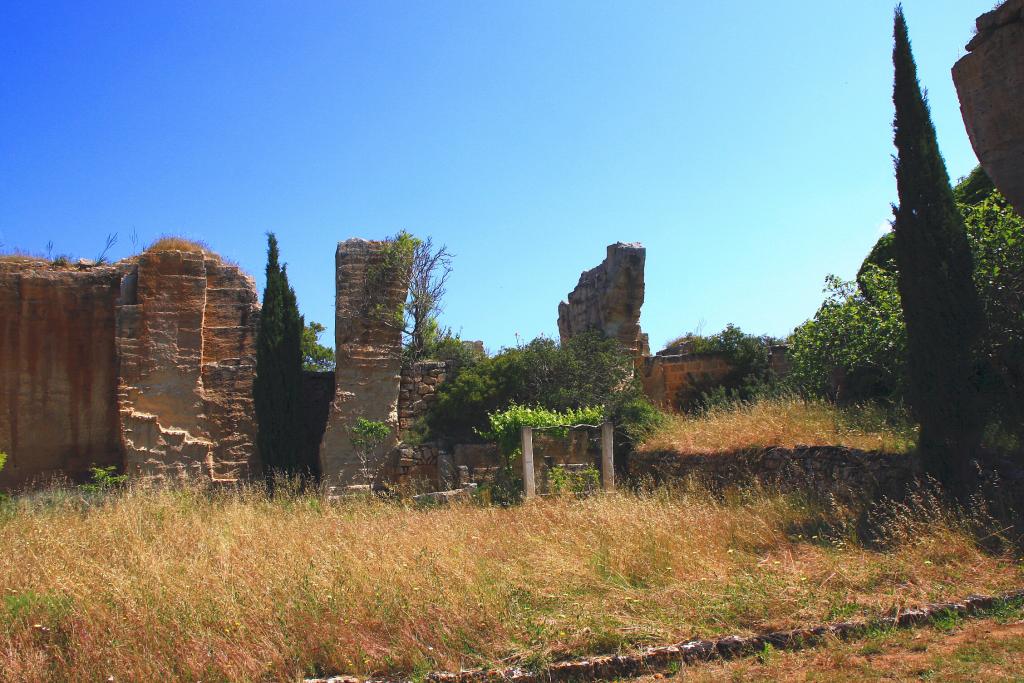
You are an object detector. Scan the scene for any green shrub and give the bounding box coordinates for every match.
[664,324,781,411]
[350,418,391,486]
[547,465,600,497]
[81,465,128,493]
[426,331,646,443]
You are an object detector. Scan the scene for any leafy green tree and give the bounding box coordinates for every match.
[301,321,335,372]
[350,418,391,486]
[789,269,907,403]
[427,332,652,444]
[890,8,984,483]
[254,233,306,481]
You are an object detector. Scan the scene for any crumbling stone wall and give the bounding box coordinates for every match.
[558,243,650,359]
[398,360,449,433]
[0,249,260,490]
[0,260,124,488]
[953,0,1024,215]
[318,239,412,485]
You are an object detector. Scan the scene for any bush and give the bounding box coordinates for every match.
[426,331,647,443]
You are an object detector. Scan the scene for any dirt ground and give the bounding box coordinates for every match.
[636,618,1024,682]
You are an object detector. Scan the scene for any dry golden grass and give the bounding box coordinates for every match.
[0,481,1017,682]
[640,397,917,455]
[144,235,211,254]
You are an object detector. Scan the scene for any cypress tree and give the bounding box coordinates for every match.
[891,8,985,487]
[254,233,306,483]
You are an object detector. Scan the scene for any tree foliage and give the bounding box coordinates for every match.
[301,321,335,373]
[403,236,454,363]
[254,233,306,480]
[891,8,986,480]
[426,332,655,444]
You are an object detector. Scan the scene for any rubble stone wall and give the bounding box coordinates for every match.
[953,0,1024,215]
[629,446,920,502]
[0,261,124,488]
[398,360,449,433]
[318,239,412,485]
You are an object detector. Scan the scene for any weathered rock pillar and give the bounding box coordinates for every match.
[318,239,412,485]
[557,242,649,360]
[953,0,1024,215]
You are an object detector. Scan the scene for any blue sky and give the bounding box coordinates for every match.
[0,1,989,352]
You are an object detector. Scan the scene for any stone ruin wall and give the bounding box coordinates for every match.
[318,239,412,486]
[0,262,123,488]
[0,251,260,490]
[953,0,1024,216]
[558,242,650,361]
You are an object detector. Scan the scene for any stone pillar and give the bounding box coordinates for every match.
[318,239,412,485]
[557,242,649,361]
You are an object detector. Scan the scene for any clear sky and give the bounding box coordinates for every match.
[0,1,990,353]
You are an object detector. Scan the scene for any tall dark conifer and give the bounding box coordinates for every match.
[254,233,305,482]
[891,8,985,486]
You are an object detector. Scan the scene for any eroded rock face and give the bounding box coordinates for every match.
[557,242,649,358]
[953,0,1024,215]
[318,239,412,485]
[0,249,260,490]
[0,260,124,488]
[117,251,259,482]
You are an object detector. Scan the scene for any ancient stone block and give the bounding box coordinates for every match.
[557,242,649,358]
[318,239,412,485]
[953,2,1024,215]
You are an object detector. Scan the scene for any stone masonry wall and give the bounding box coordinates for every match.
[953,0,1024,216]
[558,242,650,359]
[629,446,920,502]
[0,261,124,488]
[318,239,413,485]
[398,360,449,433]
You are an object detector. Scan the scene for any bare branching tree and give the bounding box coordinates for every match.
[404,236,453,362]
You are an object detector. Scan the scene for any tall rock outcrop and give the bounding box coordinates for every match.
[318,239,412,485]
[953,0,1024,215]
[557,242,649,358]
[0,260,123,488]
[117,249,260,481]
[0,247,260,490]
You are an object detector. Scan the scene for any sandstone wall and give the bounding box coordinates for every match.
[0,249,260,490]
[0,261,124,488]
[117,250,260,482]
[558,242,649,359]
[319,239,412,485]
[953,0,1024,215]
[642,345,790,411]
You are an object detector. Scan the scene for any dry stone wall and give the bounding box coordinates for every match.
[0,249,260,490]
[558,242,649,359]
[953,0,1024,215]
[629,446,920,502]
[398,360,449,432]
[318,239,412,485]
